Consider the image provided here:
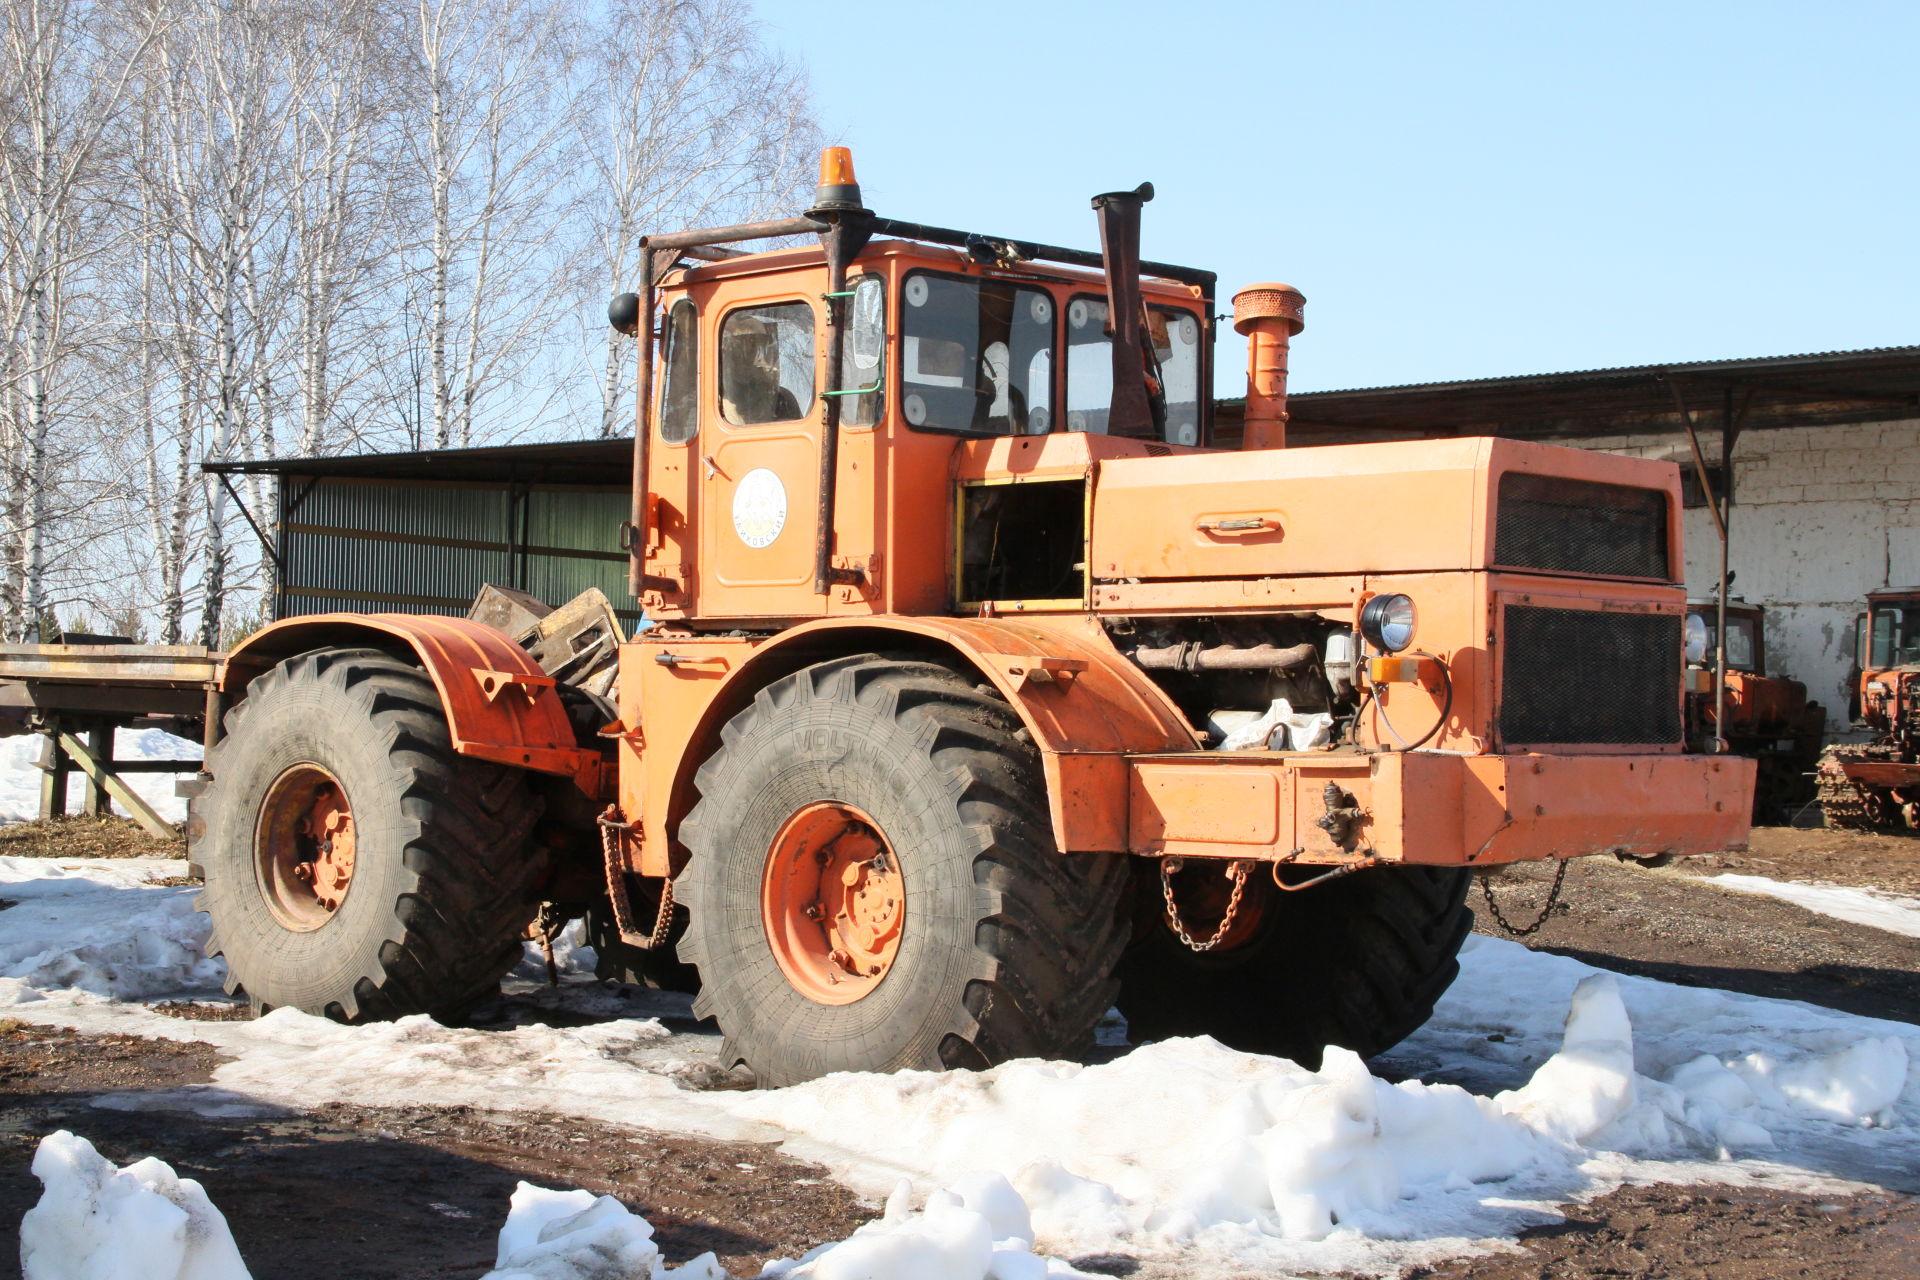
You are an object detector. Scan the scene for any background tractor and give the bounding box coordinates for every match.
[1818,585,1920,829]
[192,149,1753,1086]
[1683,598,1825,823]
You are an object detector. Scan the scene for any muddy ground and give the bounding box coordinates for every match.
[3,817,1918,1279]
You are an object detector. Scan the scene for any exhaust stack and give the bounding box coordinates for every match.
[1232,283,1306,450]
[1092,182,1159,439]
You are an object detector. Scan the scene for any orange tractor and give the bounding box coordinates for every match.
[1683,599,1825,823]
[1818,585,1920,828]
[194,151,1752,1084]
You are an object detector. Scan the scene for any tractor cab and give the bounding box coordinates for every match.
[1684,598,1823,821]
[1857,586,1920,728]
[633,237,1217,625]
[1687,598,1764,674]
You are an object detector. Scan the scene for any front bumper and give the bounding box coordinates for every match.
[1120,749,1755,864]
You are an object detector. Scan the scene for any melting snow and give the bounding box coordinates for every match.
[20,1131,250,1280]
[0,726,200,826]
[4,854,1917,1278]
[1706,872,1920,939]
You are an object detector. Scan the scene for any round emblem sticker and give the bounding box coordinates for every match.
[732,468,787,549]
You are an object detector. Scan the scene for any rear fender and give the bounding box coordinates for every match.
[222,614,602,789]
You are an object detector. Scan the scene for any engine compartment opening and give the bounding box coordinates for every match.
[958,479,1086,604]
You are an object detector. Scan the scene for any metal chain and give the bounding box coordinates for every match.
[1160,858,1250,952]
[1477,858,1569,937]
[598,810,676,950]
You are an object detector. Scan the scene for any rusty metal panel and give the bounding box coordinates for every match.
[0,643,216,686]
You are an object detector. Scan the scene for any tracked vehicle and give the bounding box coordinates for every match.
[1683,599,1824,823]
[1819,586,1920,829]
[192,151,1754,1084]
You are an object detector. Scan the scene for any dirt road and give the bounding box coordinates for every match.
[3,818,1918,1279]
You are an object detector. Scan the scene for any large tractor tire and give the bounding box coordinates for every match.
[675,655,1128,1087]
[196,647,544,1021]
[1116,862,1473,1068]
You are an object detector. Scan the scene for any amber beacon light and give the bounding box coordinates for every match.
[811,146,864,212]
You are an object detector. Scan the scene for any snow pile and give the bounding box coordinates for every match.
[0,856,223,1001]
[0,726,199,825]
[2,853,1917,1277]
[734,973,1912,1271]
[482,1182,726,1279]
[1707,872,1920,939]
[20,1131,251,1280]
[480,1172,1101,1280]
[764,1172,1095,1279]
[515,916,600,982]
[729,971,1904,1274]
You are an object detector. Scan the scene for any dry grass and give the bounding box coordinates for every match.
[149,1000,252,1022]
[0,814,184,860]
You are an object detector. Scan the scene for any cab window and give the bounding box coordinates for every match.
[1870,605,1920,668]
[1724,616,1757,671]
[900,272,1053,436]
[1698,612,1761,672]
[658,299,698,444]
[838,274,886,428]
[1064,296,1203,444]
[720,302,815,425]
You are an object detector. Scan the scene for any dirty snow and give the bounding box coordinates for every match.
[0,856,223,999]
[1706,871,1920,939]
[5,855,1919,1278]
[20,1130,250,1280]
[0,726,199,825]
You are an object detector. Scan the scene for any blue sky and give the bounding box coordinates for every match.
[750,1,1918,394]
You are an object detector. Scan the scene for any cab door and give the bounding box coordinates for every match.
[697,294,829,620]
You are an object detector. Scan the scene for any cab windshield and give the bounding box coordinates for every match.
[899,272,1053,436]
[1698,614,1759,672]
[896,271,1203,443]
[1869,604,1920,668]
[1064,297,1202,444]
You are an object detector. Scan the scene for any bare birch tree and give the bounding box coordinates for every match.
[404,0,583,449]
[26,0,821,645]
[580,0,817,439]
[0,0,161,639]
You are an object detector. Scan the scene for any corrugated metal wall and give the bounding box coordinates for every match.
[277,478,637,622]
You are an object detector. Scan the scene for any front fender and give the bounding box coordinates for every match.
[686,614,1198,854]
[223,614,601,787]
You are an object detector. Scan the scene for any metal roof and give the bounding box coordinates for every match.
[207,346,1920,472]
[1226,344,1920,442]
[205,437,630,486]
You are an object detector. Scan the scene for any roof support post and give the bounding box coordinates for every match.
[1666,377,1754,753]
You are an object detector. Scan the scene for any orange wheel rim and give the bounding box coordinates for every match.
[761,801,903,1005]
[255,764,356,932]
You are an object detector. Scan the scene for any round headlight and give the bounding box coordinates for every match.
[1360,594,1417,654]
[1684,613,1709,664]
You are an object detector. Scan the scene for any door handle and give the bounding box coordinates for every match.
[1196,516,1279,534]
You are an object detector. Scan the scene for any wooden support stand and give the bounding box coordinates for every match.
[0,641,219,842]
[27,721,196,839]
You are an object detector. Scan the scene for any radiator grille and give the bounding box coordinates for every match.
[1500,605,1682,745]
[1495,473,1670,579]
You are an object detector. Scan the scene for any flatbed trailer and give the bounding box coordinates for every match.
[0,643,219,837]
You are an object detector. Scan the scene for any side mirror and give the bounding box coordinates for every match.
[608,292,640,336]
